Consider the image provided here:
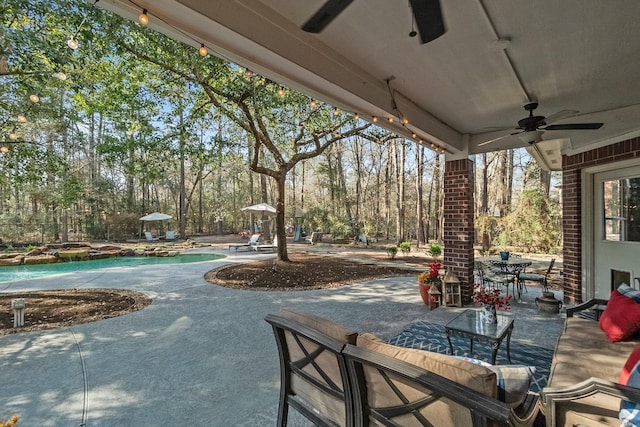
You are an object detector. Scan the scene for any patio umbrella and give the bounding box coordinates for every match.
[139,212,172,221]
[240,203,276,216]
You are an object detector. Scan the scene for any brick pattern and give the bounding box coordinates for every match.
[444,158,475,302]
[562,138,640,302]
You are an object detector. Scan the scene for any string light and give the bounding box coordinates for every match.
[354,113,359,120]
[65,0,99,50]
[29,94,39,103]
[52,72,67,80]
[310,99,317,107]
[198,43,208,57]
[402,117,409,124]
[372,116,378,123]
[0,146,8,153]
[245,69,253,77]
[333,107,339,116]
[388,116,394,123]
[138,8,149,25]
[277,86,285,97]
[8,132,17,140]
[66,37,79,49]
[17,115,26,123]
[411,132,417,138]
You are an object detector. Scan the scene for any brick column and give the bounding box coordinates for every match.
[444,158,475,303]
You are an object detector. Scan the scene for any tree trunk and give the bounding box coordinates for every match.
[275,173,289,261]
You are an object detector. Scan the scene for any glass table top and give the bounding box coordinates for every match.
[445,309,514,339]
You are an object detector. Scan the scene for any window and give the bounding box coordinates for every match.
[603,177,640,241]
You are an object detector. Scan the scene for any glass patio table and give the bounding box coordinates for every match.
[444,309,514,365]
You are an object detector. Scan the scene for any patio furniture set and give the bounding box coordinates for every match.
[227,234,278,252]
[266,282,640,426]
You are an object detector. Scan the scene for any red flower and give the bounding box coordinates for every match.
[472,284,512,310]
[428,262,441,279]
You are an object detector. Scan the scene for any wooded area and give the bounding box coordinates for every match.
[0,0,561,258]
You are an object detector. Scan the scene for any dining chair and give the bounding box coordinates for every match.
[518,258,555,293]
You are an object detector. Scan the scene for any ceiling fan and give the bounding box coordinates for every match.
[302,0,446,44]
[478,102,604,147]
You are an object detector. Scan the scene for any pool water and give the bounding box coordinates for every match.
[0,253,224,283]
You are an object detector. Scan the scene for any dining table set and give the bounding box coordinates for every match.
[477,255,533,300]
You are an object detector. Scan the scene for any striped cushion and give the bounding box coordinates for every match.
[453,356,534,408]
[619,284,640,303]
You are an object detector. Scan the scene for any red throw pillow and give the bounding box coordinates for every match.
[620,344,640,385]
[600,290,640,342]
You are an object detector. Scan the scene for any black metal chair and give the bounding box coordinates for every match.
[518,258,555,293]
[265,313,355,427]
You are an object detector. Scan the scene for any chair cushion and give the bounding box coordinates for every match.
[357,333,497,397]
[518,273,544,281]
[599,290,640,342]
[453,356,534,408]
[279,308,358,344]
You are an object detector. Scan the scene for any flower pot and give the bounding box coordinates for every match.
[499,251,510,261]
[419,282,431,305]
[480,304,497,324]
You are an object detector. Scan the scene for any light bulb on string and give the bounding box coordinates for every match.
[0,146,9,153]
[52,72,67,80]
[8,132,17,140]
[198,43,208,57]
[388,117,394,123]
[67,36,79,49]
[309,99,317,107]
[333,107,339,116]
[411,132,417,138]
[138,8,149,25]
[372,116,378,123]
[402,117,409,124]
[245,69,253,77]
[354,113,359,120]
[17,115,27,123]
[277,87,285,97]
[29,94,39,103]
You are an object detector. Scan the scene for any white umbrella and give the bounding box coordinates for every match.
[139,212,172,221]
[240,203,276,216]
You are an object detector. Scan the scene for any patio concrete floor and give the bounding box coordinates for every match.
[0,245,566,426]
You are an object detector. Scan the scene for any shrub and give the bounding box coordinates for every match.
[386,246,398,259]
[427,243,442,258]
[399,241,411,255]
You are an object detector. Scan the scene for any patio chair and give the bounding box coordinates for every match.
[165,231,176,240]
[228,233,261,251]
[475,261,519,299]
[253,235,278,252]
[518,258,555,293]
[144,231,159,241]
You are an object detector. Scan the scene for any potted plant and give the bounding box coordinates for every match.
[418,261,442,305]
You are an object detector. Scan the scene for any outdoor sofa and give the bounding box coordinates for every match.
[265,308,541,426]
[542,286,640,426]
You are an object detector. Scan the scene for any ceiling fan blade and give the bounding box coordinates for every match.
[302,0,354,33]
[544,123,603,130]
[477,132,520,147]
[542,109,579,126]
[410,0,446,44]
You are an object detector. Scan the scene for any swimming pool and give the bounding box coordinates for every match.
[0,253,224,283]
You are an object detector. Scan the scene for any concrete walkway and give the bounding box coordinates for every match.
[0,247,564,426]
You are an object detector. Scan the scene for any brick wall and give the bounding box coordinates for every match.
[444,158,475,302]
[562,137,640,302]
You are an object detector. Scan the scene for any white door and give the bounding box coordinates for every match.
[592,165,640,298]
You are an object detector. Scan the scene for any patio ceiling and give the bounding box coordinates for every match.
[98,0,640,170]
